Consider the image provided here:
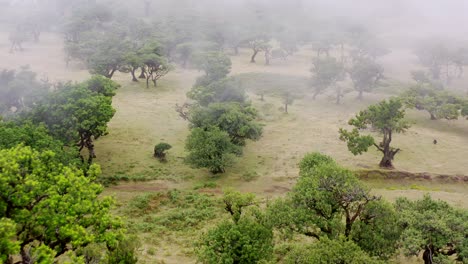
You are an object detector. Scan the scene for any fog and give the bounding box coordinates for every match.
[2,0,468,94]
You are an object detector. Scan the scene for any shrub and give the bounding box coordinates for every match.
[154,142,172,162]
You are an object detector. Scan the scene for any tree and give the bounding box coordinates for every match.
[0,67,48,115]
[85,34,130,79]
[28,76,119,163]
[198,191,273,264]
[0,122,79,166]
[267,153,401,260]
[292,162,379,238]
[154,142,172,162]
[188,78,246,107]
[141,53,171,88]
[122,51,143,82]
[249,39,270,63]
[176,42,194,68]
[310,57,345,103]
[0,146,133,263]
[185,127,239,174]
[281,91,295,114]
[348,58,383,100]
[133,41,172,88]
[193,51,232,85]
[339,98,410,168]
[414,42,450,81]
[401,84,465,120]
[189,103,262,146]
[395,195,468,264]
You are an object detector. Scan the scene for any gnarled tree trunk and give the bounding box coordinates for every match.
[131,68,138,82]
[374,129,400,169]
[250,50,259,63]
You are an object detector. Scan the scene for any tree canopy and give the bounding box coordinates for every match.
[198,191,273,264]
[339,98,410,168]
[401,84,466,120]
[395,195,468,263]
[185,127,239,174]
[28,75,119,163]
[0,146,130,263]
[189,102,262,146]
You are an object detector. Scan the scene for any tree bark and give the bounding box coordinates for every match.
[20,247,32,264]
[430,112,437,120]
[250,50,258,63]
[138,68,146,79]
[284,103,288,113]
[375,129,399,168]
[423,246,433,264]
[107,68,116,79]
[131,68,138,82]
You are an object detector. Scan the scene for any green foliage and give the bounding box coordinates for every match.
[401,84,466,120]
[198,218,273,264]
[339,98,410,168]
[0,146,128,262]
[268,156,400,259]
[350,200,402,260]
[28,77,118,162]
[338,128,374,155]
[0,122,79,165]
[188,78,246,106]
[106,237,140,264]
[84,75,120,97]
[185,127,239,174]
[189,103,262,146]
[193,51,232,83]
[223,189,256,223]
[283,237,384,264]
[0,218,19,262]
[395,195,468,262]
[198,191,273,264]
[154,142,172,161]
[292,162,379,238]
[125,191,219,233]
[299,152,335,176]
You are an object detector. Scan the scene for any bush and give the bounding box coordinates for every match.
[154,142,172,162]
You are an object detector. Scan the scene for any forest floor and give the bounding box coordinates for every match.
[1,32,467,263]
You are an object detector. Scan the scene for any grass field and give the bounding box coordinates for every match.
[1,32,467,263]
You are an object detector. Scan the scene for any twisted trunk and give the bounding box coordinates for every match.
[250,50,259,63]
[130,67,138,82]
[374,129,400,168]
